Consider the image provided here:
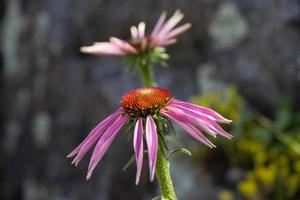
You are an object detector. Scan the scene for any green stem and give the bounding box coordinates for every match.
[139,62,156,87]
[138,62,177,200]
[156,148,177,200]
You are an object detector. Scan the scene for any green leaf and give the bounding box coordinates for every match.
[274,99,291,130]
[123,155,136,171]
[252,126,272,146]
[167,148,192,160]
[278,134,300,154]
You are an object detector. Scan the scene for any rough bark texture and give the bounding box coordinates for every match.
[1,0,300,199]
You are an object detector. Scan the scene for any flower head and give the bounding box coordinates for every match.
[67,87,232,184]
[80,10,191,56]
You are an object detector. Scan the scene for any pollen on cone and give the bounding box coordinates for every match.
[121,87,172,113]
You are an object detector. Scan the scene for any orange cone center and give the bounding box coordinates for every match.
[121,87,172,115]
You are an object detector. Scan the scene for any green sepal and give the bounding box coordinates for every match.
[153,114,174,136]
[157,133,169,158]
[122,47,169,70]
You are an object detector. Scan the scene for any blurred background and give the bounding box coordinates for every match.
[1,0,300,199]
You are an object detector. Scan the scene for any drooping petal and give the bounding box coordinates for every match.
[151,12,167,36]
[161,110,216,148]
[170,99,232,123]
[70,110,122,166]
[146,115,158,181]
[167,106,232,139]
[67,108,123,160]
[167,105,216,138]
[80,42,125,55]
[133,118,144,185]
[109,37,137,54]
[86,115,129,180]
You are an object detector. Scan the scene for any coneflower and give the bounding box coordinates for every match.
[67,87,232,185]
[80,10,191,56]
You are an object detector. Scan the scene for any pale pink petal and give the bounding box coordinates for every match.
[133,118,144,185]
[109,37,137,54]
[86,115,129,180]
[164,23,191,40]
[137,22,146,39]
[170,99,232,123]
[131,26,139,39]
[151,12,167,36]
[67,108,123,160]
[80,42,125,55]
[146,115,158,181]
[161,110,216,148]
[156,10,184,39]
[156,38,177,46]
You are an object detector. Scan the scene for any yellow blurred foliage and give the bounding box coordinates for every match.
[237,173,258,198]
[219,190,234,200]
[191,86,300,199]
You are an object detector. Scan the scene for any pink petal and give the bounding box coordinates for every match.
[86,115,129,180]
[109,37,137,54]
[170,99,232,123]
[161,110,216,148]
[70,111,121,166]
[156,38,177,46]
[80,42,125,55]
[167,106,232,139]
[133,118,144,185]
[164,23,191,40]
[137,22,146,39]
[131,26,139,39]
[151,12,167,36]
[67,108,123,160]
[167,106,217,138]
[146,115,158,181]
[156,10,184,39]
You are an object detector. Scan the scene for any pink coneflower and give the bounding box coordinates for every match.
[67,87,232,184]
[80,10,191,56]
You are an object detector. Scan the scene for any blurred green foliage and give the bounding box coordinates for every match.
[191,86,300,200]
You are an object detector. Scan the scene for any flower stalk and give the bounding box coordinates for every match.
[138,63,176,200]
[139,62,156,87]
[156,148,177,200]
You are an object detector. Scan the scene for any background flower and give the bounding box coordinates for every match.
[80,10,191,57]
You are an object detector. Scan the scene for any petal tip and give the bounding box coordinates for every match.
[86,171,92,180]
[80,46,91,53]
[66,152,75,158]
